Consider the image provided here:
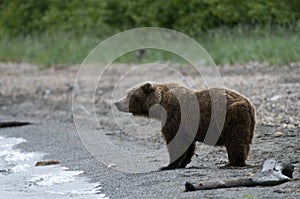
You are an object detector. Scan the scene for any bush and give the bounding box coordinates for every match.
[0,0,299,37]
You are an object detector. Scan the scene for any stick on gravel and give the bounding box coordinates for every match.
[185,159,294,191]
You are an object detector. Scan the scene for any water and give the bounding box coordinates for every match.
[0,136,108,199]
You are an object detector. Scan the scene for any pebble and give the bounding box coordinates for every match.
[274,131,283,137]
[107,163,116,168]
[270,95,283,101]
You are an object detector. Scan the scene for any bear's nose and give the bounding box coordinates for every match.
[114,101,121,109]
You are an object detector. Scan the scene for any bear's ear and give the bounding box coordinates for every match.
[142,82,154,94]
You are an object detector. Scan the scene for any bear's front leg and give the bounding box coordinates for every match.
[160,142,196,170]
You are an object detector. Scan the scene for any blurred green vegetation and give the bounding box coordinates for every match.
[0,0,299,66]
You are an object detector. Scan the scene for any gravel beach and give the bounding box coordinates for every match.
[0,62,299,198]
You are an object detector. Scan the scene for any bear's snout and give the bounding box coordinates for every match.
[114,97,129,112]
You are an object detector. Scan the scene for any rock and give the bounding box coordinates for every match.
[274,131,283,137]
[107,163,116,168]
[270,95,282,101]
[43,89,51,96]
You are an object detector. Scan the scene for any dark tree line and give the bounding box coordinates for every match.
[0,0,299,37]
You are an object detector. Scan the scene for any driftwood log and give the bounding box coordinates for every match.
[185,159,294,192]
[35,160,61,167]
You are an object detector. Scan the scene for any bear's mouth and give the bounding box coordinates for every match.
[114,101,129,112]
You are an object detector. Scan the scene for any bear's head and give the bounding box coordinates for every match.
[114,82,163,117]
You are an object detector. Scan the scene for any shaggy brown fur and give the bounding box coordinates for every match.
[115,82,256,170]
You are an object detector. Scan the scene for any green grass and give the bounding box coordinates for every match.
[0,33,100,67]
[201,27,300,65]
[0,28,299,67]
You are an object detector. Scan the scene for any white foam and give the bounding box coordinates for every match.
[0,136,108,199]
[30,169,83,186]
[0,136,43,175]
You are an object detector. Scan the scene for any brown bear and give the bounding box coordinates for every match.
[115,82,255,170]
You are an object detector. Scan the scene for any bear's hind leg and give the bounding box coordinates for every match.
[160,142,196,170]
[225,142,249,167]
[178,142,196,168]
